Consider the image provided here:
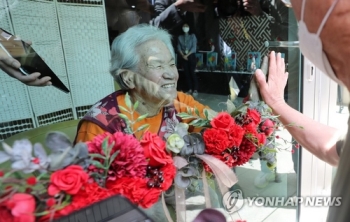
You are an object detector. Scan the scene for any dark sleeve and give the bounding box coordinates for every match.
[149,0,183,30]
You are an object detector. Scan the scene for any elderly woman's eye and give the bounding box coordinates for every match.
[170,63,176,67]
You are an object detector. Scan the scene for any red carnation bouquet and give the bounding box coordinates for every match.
[0,93,176,221]
[172,55,294,173]
[175,98,279,174]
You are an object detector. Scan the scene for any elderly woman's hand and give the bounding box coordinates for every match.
[254,51,288,109]
[0,43,51,86]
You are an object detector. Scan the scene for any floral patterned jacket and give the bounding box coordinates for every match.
[75,90,182,141]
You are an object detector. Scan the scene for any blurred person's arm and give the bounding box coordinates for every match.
[150,0,205,29]
[0,44,51,86]
[255,51,341,166]
[241,0,263,16]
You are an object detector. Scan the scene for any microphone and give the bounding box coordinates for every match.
[264,41,299,48]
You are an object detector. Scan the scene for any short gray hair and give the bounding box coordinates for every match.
[109,24,175,87]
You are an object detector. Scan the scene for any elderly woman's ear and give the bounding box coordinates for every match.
[117,69,135,89]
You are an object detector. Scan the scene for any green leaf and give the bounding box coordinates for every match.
[34,211,50,216]
[36,172,50,180]
[206,109,218,120]
[189,119,201,126]
[109,150,120,165]
[102,138,109,156]
[89,153,106,160]
[199,120,210,127]
[226,99,236,114]
[135,124,149,133]
[204,109,209,119]
[195,108,200,117]
[108,141,115,151]
[186,107,192,115]
[91,160,107,170]
[136,113,148,122]
[133,100,139,111]
[118,105,129,113]
[118,113,129,121]
[196,121,209,127]
[176,113,194,119]
[89,172,102,179]
[125,92,132,109]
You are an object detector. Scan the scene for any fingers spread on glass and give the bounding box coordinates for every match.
[254,51,289,108]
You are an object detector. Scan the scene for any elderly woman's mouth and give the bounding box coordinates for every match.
[161,83,175,88]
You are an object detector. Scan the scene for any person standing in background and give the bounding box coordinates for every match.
[177,23,198,96]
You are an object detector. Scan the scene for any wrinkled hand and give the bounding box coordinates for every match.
[0,42,51,86]
[239,0,263,16]
[254,51,288,108]
[174,0,206,13]
[182,55,188,60]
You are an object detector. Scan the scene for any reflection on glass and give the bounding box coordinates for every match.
[0,0,302,221]
[265,40,299,48]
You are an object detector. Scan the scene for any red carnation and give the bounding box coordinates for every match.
[159,163,176,190]
[233,137,257,166]
[111,132,148,179]
[88,132,148,180]
[107,177,160,208]
[242,122,258,134]
[203,128,230,155]
[106,162,175,208]
[227,124,245,148]
[86,132,115,155]
[41,182,112,221]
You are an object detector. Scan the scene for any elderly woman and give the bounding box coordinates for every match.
[74,24,216,221]
[75,24,208,143]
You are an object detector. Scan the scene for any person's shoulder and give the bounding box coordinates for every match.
[177,91,194,102]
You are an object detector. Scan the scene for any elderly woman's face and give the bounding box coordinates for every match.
[135,39,179,105]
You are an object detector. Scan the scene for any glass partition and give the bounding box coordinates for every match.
[0,0,302,221]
